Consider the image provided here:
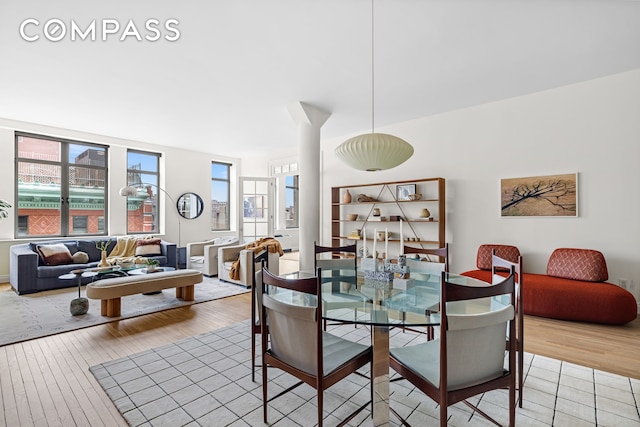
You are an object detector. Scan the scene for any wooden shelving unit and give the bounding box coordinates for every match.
[331,178,445,258]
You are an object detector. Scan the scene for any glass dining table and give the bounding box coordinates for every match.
[269,268,505,427]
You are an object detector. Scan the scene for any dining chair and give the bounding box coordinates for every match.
[314,242,368,330]
[402,243,449,339]
[492,249,524,408]
[250,246,271,382]
[260,266,373,427]
[389,269,517,427]
[403,243,449,272]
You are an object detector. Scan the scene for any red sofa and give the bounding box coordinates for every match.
[462,245,637,325]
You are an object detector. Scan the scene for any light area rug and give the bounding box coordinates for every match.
[90,320,640,427]
[0,276,248,347]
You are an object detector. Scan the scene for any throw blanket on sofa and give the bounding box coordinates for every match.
[229,237,284,280]
[106,236,148,265]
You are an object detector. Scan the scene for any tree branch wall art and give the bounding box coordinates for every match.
[501,173,577,217]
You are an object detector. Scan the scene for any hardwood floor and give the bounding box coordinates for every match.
[1,284,638,426]
[524,313,640,379]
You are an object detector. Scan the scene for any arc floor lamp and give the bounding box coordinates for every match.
[119,183,181,247]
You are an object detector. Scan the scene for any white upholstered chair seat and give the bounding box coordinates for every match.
[263,294,371,376]
[390,304,514,391]
[259,267,372,426]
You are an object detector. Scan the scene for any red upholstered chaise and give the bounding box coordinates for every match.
[462,245,637,325]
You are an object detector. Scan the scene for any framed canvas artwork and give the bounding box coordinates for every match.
[501,173,578,217]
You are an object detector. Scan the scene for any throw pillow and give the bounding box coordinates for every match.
[476,244,521,270]
[37,243,73,266]
[135,238,162,256]
[72,251,89,264]
[546,248,608,282]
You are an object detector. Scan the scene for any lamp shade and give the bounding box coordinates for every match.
[335,133,414,171]
[119,186,138,197]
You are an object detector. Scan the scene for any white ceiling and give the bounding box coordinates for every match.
[1,0,639,158]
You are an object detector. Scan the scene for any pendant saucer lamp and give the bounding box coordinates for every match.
[335,0,414,172]
[335,133,413,172]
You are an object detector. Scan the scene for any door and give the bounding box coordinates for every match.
[240,177,274,243]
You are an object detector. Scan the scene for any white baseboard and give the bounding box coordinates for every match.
[0,275,9,284]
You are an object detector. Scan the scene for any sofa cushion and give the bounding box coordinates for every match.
[77,239,116,262]
[31,241,78,266]
[135,238,162,256]
[36,243,74,266]
[546,248,608,282]
[476,244,521,270]
[461,269,637,325]
[523,273,635,325]
[72,251,89,264]
[190,256,205,264]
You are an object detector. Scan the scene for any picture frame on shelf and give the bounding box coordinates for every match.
[396,184,416,201]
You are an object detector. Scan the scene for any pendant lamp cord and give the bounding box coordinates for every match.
[371,0,375,135]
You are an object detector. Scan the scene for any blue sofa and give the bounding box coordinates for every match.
[9,237,177,295]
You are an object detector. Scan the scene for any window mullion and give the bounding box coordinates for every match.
[61,142,70,235]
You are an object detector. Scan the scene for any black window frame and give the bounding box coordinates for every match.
[14,132,109,238]
[285,174,299,229]
[125,149,161,235]
[211,161,231,231]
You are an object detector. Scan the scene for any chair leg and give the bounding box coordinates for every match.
[510,382,516,427]
[440,403,447,427]
[318,390,323,427]
[518,339,524,407]
[262,361,268,423]
[251,331,256,382]
[370,362,374,414]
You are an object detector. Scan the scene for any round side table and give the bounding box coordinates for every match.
[59,270,97,315]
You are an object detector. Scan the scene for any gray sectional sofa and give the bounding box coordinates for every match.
[9,237,177,295]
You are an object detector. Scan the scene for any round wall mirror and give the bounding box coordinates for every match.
[177,193,204,219]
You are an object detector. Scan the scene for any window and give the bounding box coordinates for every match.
[125,150,160,234]
[72,216,88,234]
[17,216,28,236]
[15,133,108,237]
[284,175,299,229]
[270,161,299,230]
[211,161,230,231]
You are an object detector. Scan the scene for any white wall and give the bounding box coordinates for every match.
[0,119,241,278]
[2,70,638,307]
[317,70,639,302]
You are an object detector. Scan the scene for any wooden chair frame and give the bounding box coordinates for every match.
[403,242,449,272]
[390,269,517,427]
[260,266,372,427]
[250,247,271,382]
[491,249,524,408]
[314,242,362,330]
[401,243,449,339]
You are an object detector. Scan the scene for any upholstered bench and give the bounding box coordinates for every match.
[462,245,637,325]
[86,269,203,317]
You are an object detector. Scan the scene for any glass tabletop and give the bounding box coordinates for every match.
[269,270,508,328]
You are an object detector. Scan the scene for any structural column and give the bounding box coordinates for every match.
[288,102,331,273]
